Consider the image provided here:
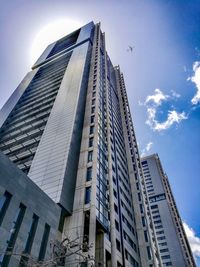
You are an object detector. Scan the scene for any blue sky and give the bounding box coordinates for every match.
[0,0,199,264]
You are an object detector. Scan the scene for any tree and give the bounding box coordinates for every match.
[0,235,95,267]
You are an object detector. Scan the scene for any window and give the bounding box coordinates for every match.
[154,220,162,224]
[20,214,39,265]
[151,205,158,210]
[85,187,91,204]
[90,126,94,134]
[125,249,139,266]
[156,230,164,235]
[153,215,161,219]
[159,242,167,246]
[155,225,163,229]
[148,189,154,193]
[0,191,12,226]
[86,167,92,181]
[38,223,50,261]
[1,203,26,267]
[83,211,90,252]
[91,106,95,114]
[142,160,147,165]
[113,189,117,198]
[114,204,118,214]
[89,137,93,147]
[157,236,166,241]
[116,239,121,251]
[161,255,170,260]
[140,204,144,213]
[142,216,146,227]
[115,220,119,231]
[91,116,95,123]
[160,248,169,253]
[144,230,149,242]
[88,151,93,162]
[164,262,172,266]
[147,246,152,260]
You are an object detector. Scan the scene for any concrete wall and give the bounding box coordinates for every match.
[0,152,61,266]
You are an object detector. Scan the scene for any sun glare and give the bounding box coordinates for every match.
[30,19,82,65]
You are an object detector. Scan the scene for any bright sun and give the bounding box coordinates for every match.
[30,19,82,65]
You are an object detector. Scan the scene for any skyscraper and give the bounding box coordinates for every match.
[0,21,164,266]
[141,154,196,267]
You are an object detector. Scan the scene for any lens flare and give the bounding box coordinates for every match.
[30,18,82,65]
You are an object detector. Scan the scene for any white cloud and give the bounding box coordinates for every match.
[171,89,181,98]
[145,88,169,106]
[146,142,153,151]
[146,110,187,131]
[142,88,187,131]
[141,141,153,157]
[188,61,200,105]
[183,65,187,72]
[183,222,200,260]
[138,100,144,106]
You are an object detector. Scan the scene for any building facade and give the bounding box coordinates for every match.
[0,151,61,267]
[0,22,162,266]
[141,154,196,267]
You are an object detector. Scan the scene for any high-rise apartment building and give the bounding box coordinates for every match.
[141,154,196,267]
[0,21,163,266]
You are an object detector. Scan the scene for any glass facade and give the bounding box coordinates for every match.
[0,52,72,174]
[95,35,109,229]
[81,25,144,266]
[46,29,80,58]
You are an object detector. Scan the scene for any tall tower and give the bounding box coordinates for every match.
[141,154,196,267]
[0,22,160,266]
[0,22,93,214]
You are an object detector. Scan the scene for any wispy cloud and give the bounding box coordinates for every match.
[145,88,169,106]
[138,100,144,106]
[183,222,200,261]
[141,141,153,157]
[195,47,200,57]
[183,65,187,73]
[187,61,200,105]
[146,110,187,131]
[171,89,181,98]
[142,88,187,132]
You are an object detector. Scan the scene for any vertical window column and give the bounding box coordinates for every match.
[38,223,50,261]
[0,191,12,226]
[19,213,39,266]
[1,203,26,267]
[85,187,91,204]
